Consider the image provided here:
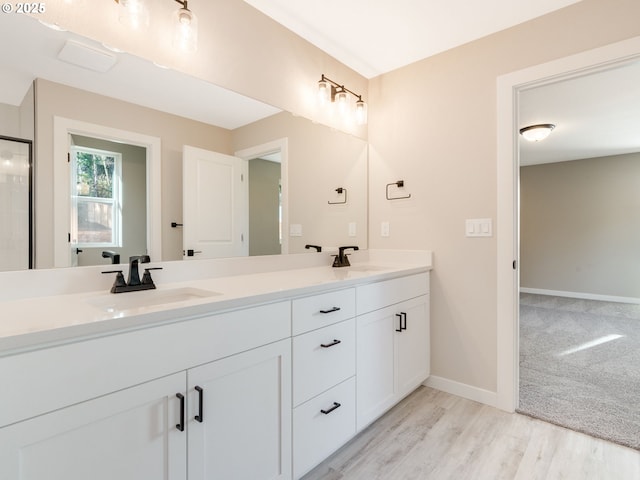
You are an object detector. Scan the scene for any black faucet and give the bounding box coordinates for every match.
[332,246,359,267]
[101,250,121,265]
[305,244,322,252]
[102,255,162,293]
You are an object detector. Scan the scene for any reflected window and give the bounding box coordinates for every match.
[70,146,122,247]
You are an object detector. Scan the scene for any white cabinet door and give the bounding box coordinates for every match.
[187,339,292,480]
[395,295,430,398]
[356,305,395,431]
[0,372,187,480]
[356,295,430,431]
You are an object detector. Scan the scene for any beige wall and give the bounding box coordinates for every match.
[232,111,368,253]
[368,0,640,392]
[521,153,640,299]
[34,79,232,267]
[0,84,33,141]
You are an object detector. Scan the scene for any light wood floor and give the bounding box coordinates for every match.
[302,386,640,480]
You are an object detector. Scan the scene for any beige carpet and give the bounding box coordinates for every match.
[518,293,640,450]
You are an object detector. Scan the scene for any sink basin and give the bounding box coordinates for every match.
[87,287,221,314]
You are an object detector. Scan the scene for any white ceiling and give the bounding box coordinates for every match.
[243,0,583,79]
[519,61,640,166]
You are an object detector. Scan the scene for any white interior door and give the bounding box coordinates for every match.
[183,145,248,259]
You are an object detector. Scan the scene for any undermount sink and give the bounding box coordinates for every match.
[87,287,221,314]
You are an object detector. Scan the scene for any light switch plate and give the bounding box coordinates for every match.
[381,221,390,237]
[466,218,492,237]
[348,222,357,237]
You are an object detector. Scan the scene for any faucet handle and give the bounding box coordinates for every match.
[102,270,127,293]
[141,267,163,286]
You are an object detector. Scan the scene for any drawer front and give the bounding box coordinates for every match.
[356,272,429,314]
[292,318,355,406]
[292,288,355,335]
[293,377,356,479]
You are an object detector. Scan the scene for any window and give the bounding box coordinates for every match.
[70,146,122,248]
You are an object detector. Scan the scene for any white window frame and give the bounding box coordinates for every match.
[70,145,123,249]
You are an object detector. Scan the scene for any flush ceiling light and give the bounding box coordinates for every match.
[519,123,555,142]
[173,0,198,53]
[317,74,368,125]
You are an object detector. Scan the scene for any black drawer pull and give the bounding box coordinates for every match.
[195,386,204,423]
[401,312,407,331]
[395,313,403,332]
[321,402,341,415]
[176,393,185,432]
[320,306,341,314]
[320,339,342,348]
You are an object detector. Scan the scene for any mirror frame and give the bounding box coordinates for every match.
[53,116,162,267]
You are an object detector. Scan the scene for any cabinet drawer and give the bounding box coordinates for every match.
[292,288,355,335]
[292,318,355,406]
[356,272,429,314]
[293,377,356,479]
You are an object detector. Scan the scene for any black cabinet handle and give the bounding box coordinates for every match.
[320,339,342,348]
[395,313,403,332]
[176,393,185,432]
[195,386,204,423]
[320,402,341,415]
[320,307,341,314]
[401,312,407,331]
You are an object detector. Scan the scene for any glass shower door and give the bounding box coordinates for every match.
[0,136,32,271]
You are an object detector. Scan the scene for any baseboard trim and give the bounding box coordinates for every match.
[520,287,640,305]
[423,376,499,409]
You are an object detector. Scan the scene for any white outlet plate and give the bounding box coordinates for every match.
[381,221,390,237]
[348,222,357,237]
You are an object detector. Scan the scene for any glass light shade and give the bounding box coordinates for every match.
[117,0,149,30]
[173,7,198,52]
[335,89,349,115]
[355,99,368,125]
[317,80,330,104]
[519,123,555,142]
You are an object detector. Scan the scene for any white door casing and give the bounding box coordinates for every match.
[53,117,161,268]
[182,145,248,259]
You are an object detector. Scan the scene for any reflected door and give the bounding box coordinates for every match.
[0,136,31,271]
[182,145,248,259]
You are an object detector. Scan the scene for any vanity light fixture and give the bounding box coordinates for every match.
[317,74,368,125]
[519,123,555,142]
[114,0,150,30]
[172,0,198,53]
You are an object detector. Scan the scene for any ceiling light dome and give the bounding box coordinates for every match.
[519,123,555,142]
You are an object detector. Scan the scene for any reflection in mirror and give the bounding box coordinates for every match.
[69,135,147,267]
[0,14,368,271]
[0,136,32,272]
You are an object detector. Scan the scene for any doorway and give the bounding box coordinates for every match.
[52,117,162,268]
[495,36,640,413]
[235,138,289,256]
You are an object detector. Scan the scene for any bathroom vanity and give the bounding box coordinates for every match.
[0,250,431,480]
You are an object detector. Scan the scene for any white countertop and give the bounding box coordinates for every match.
[0,250,432,356]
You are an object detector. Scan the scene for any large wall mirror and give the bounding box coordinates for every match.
[0,14,368,271]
